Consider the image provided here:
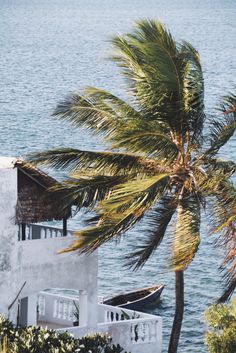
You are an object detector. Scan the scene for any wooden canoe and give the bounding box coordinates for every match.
[102,284,164,310]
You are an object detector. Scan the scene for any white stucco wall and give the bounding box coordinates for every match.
[0,158,18,321]
[0,158,98,325]
[17,238,97,298]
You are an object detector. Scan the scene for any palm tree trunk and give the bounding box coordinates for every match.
[168,270,184,353]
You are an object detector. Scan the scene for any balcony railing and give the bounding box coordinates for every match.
[18,224,73,241]
[37,292,162,353]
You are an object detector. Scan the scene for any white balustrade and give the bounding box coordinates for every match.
[37,291,161,351]
[38,294,46,316]
[98,302,155,323]
[38,292,78,324]
[130,320,158,343]
[18,224,73,241]
[53,298,75,321]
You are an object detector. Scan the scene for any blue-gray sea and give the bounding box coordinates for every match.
[1,0,236,352]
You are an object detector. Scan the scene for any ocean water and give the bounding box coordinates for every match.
[1,0,236,352]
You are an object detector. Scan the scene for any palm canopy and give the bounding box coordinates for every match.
[28,20,236,300]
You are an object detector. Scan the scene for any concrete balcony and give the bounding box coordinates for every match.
[37,292,162,353]
[10,225,98,326]
[16,223,162,352]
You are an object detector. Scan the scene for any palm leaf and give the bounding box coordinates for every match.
[84,86,142,123]
[180,41,205,143]
[204,93,236,156]
[112,132,178,160]
[48,174,129,211]
[111,21,185,127]
[111,19,204,139]
[197,171,234,198]
[27,148,165,176]
[214,213,236,234]
[217,225,236,302]
[126,196,177,270]
[100,173,170,214]
[205,158,236,177]
[60,211,144,254]
[197,173,236,301]
[172,196,201,270]
[53,93,119,136]
[60,174,171,254]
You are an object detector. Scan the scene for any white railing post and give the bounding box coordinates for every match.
[27,294,38,326]
[44,294,55,323]
[79,290,87,326]
[38,294,45,316]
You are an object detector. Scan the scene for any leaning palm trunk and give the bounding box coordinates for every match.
[168,270,184,353]
[168,199,199,352]
[28,20,236,352]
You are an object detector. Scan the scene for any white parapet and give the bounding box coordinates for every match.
[38,292,162,353]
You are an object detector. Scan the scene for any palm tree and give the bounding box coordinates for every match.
[28,20,236,353]
[210,93,236,304]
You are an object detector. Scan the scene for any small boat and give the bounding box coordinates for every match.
[102,284,164,310]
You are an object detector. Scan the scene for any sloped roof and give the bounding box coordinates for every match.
[15,161,71,223]
[15,160,57,189]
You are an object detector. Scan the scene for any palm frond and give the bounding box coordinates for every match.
[112,132,178,160]
[48,174,129,212]
[111,21,184,125]
[60,173,171,254]
[126,196,177,270]
[84,86,142,123]
[214,214,236,234]
[205,158,236,177]
[27,148,165,176]
[197,171,234,198]
[52,86,154,141]
[52,93,118,136]
[205,118,236,157]
[217,225,236,302]
[60,210,144,254]
[223,92,236,114]
[180,41,205,143]
[199,174,236,298]
[100,173,170,214]
[111,19,204,139]
[210,178,236,235]
[172,196,201,270]
[204,93,236,156]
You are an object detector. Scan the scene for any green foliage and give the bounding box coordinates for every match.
[0,337,12,353]
[78,335,127,353]
[205,299,236,353]
[27,19,236,301]
[0,315,129,353]
[204,92,236,157]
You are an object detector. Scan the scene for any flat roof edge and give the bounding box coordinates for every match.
[0,156,18,169]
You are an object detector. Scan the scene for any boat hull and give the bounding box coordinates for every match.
[103,284,164,311]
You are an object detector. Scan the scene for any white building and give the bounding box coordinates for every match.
[0,156,162,353]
